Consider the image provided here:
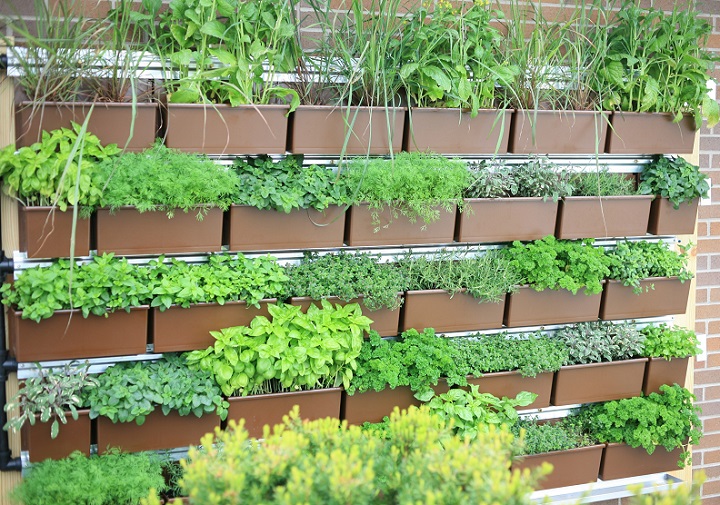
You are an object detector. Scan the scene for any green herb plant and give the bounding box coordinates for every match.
[580,384,702,467]
[554,321,644,365]
[4,362,98,439]
[85,354,228,426]
[185,301,370,397]
[0,125,120,211]
[639,157,710,209]
[283,252,408,312]
[398,249,520,303]
[570,169,637,197]
[342,152,469,230]
[233,156,349,212]
[641,324,701,360]
[11,451,165,505]
[465,158,573,201]
[512,416,598,455]
[606,240,693,293]
[426,386,537,441]
[97,142,239,216]
[503,236,611,295]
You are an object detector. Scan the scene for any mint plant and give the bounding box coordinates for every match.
[503,236,611,295]
[639,157,710,209]
[4,361,98,439]
[233,155,350,212]
[641,324,701,360]
[185,301,370,396]
[554,321,644,365]
[606,240,693,293]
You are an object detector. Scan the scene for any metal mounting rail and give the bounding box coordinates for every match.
[531,473,683,504]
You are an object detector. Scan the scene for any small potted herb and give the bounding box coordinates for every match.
[185,301,370,438]
[502,236,611,327]
[341,152,469,246]
[457,158,572,243]
[4,362,97,462]
[0,126,119,258]
[228,156,350,251]
[602,240,693,320]
[580,384,702,479]
[552,321,647,405]
[557,168,653,239]
[641,323,700,395]
[95,142,239,255]
[511,416,603,490]
[639,156,710,235]
[397,249,520,333]
[85,354,228,453]
[283,252,408,336]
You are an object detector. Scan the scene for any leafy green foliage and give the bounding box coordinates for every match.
[452,332,568,377]
[152,406,541,505]
[0,125,120,210]
[606,240,693,293]
[570,169,637,196]
[146,254,288,310]
[641,324,701,360]
[398,249,520,303]
[0,253,151,322]
[283,252,408,311]
[97,142,238,215]
[426,386,536,441]
[598,2,719,127]
[512,416,598,455]
[85,354,228,425]
[464,158,573,201]
[554,321,644,365]
[185,301,370,396]
[580,384,702,467]
[639,157,710,209]
[347,329,469,398]
[341,152,469,228]
[233,155,350,212]
[11,451,165,505]
[4,362,98,439]
[503,236,611,295]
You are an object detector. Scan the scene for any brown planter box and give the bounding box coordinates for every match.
[599,443,683,480]
[290,296,400,337]
[551,359,648,406]
[401,290,505,333]
[16,101,158,151]
[342,387,421,426]
[227,388,341,439]
[643,356,690,395]
[227,205,346,251]
[435,371,553,410]
[152,299,275,353]
[510,110,609,154]
[513,444,604,490]
[556,196,652,239]
[606,112,696,154]
[166,104,289,155]
[405,108,511,154]
[504,286,602,328]
[647,197,699,236]
[600,278,691,320]
[22,409,91,462]
[96,207,223,255]
[97,409,220,454]
[18,205,90,258]
[8,306,148,362]
[456,198,558,243]
[345,203,456,247]
[290,105,405,155]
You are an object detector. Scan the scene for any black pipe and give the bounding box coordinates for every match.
[0,54,7,71]
[0,250,21,471]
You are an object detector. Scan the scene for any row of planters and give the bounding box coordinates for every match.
[6,0,717,156]
[1,237,694,361]
[8,405,704,505]
[6,301,699,484]
[0,131,707,259]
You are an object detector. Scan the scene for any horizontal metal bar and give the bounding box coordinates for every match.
[531,473,683,504]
